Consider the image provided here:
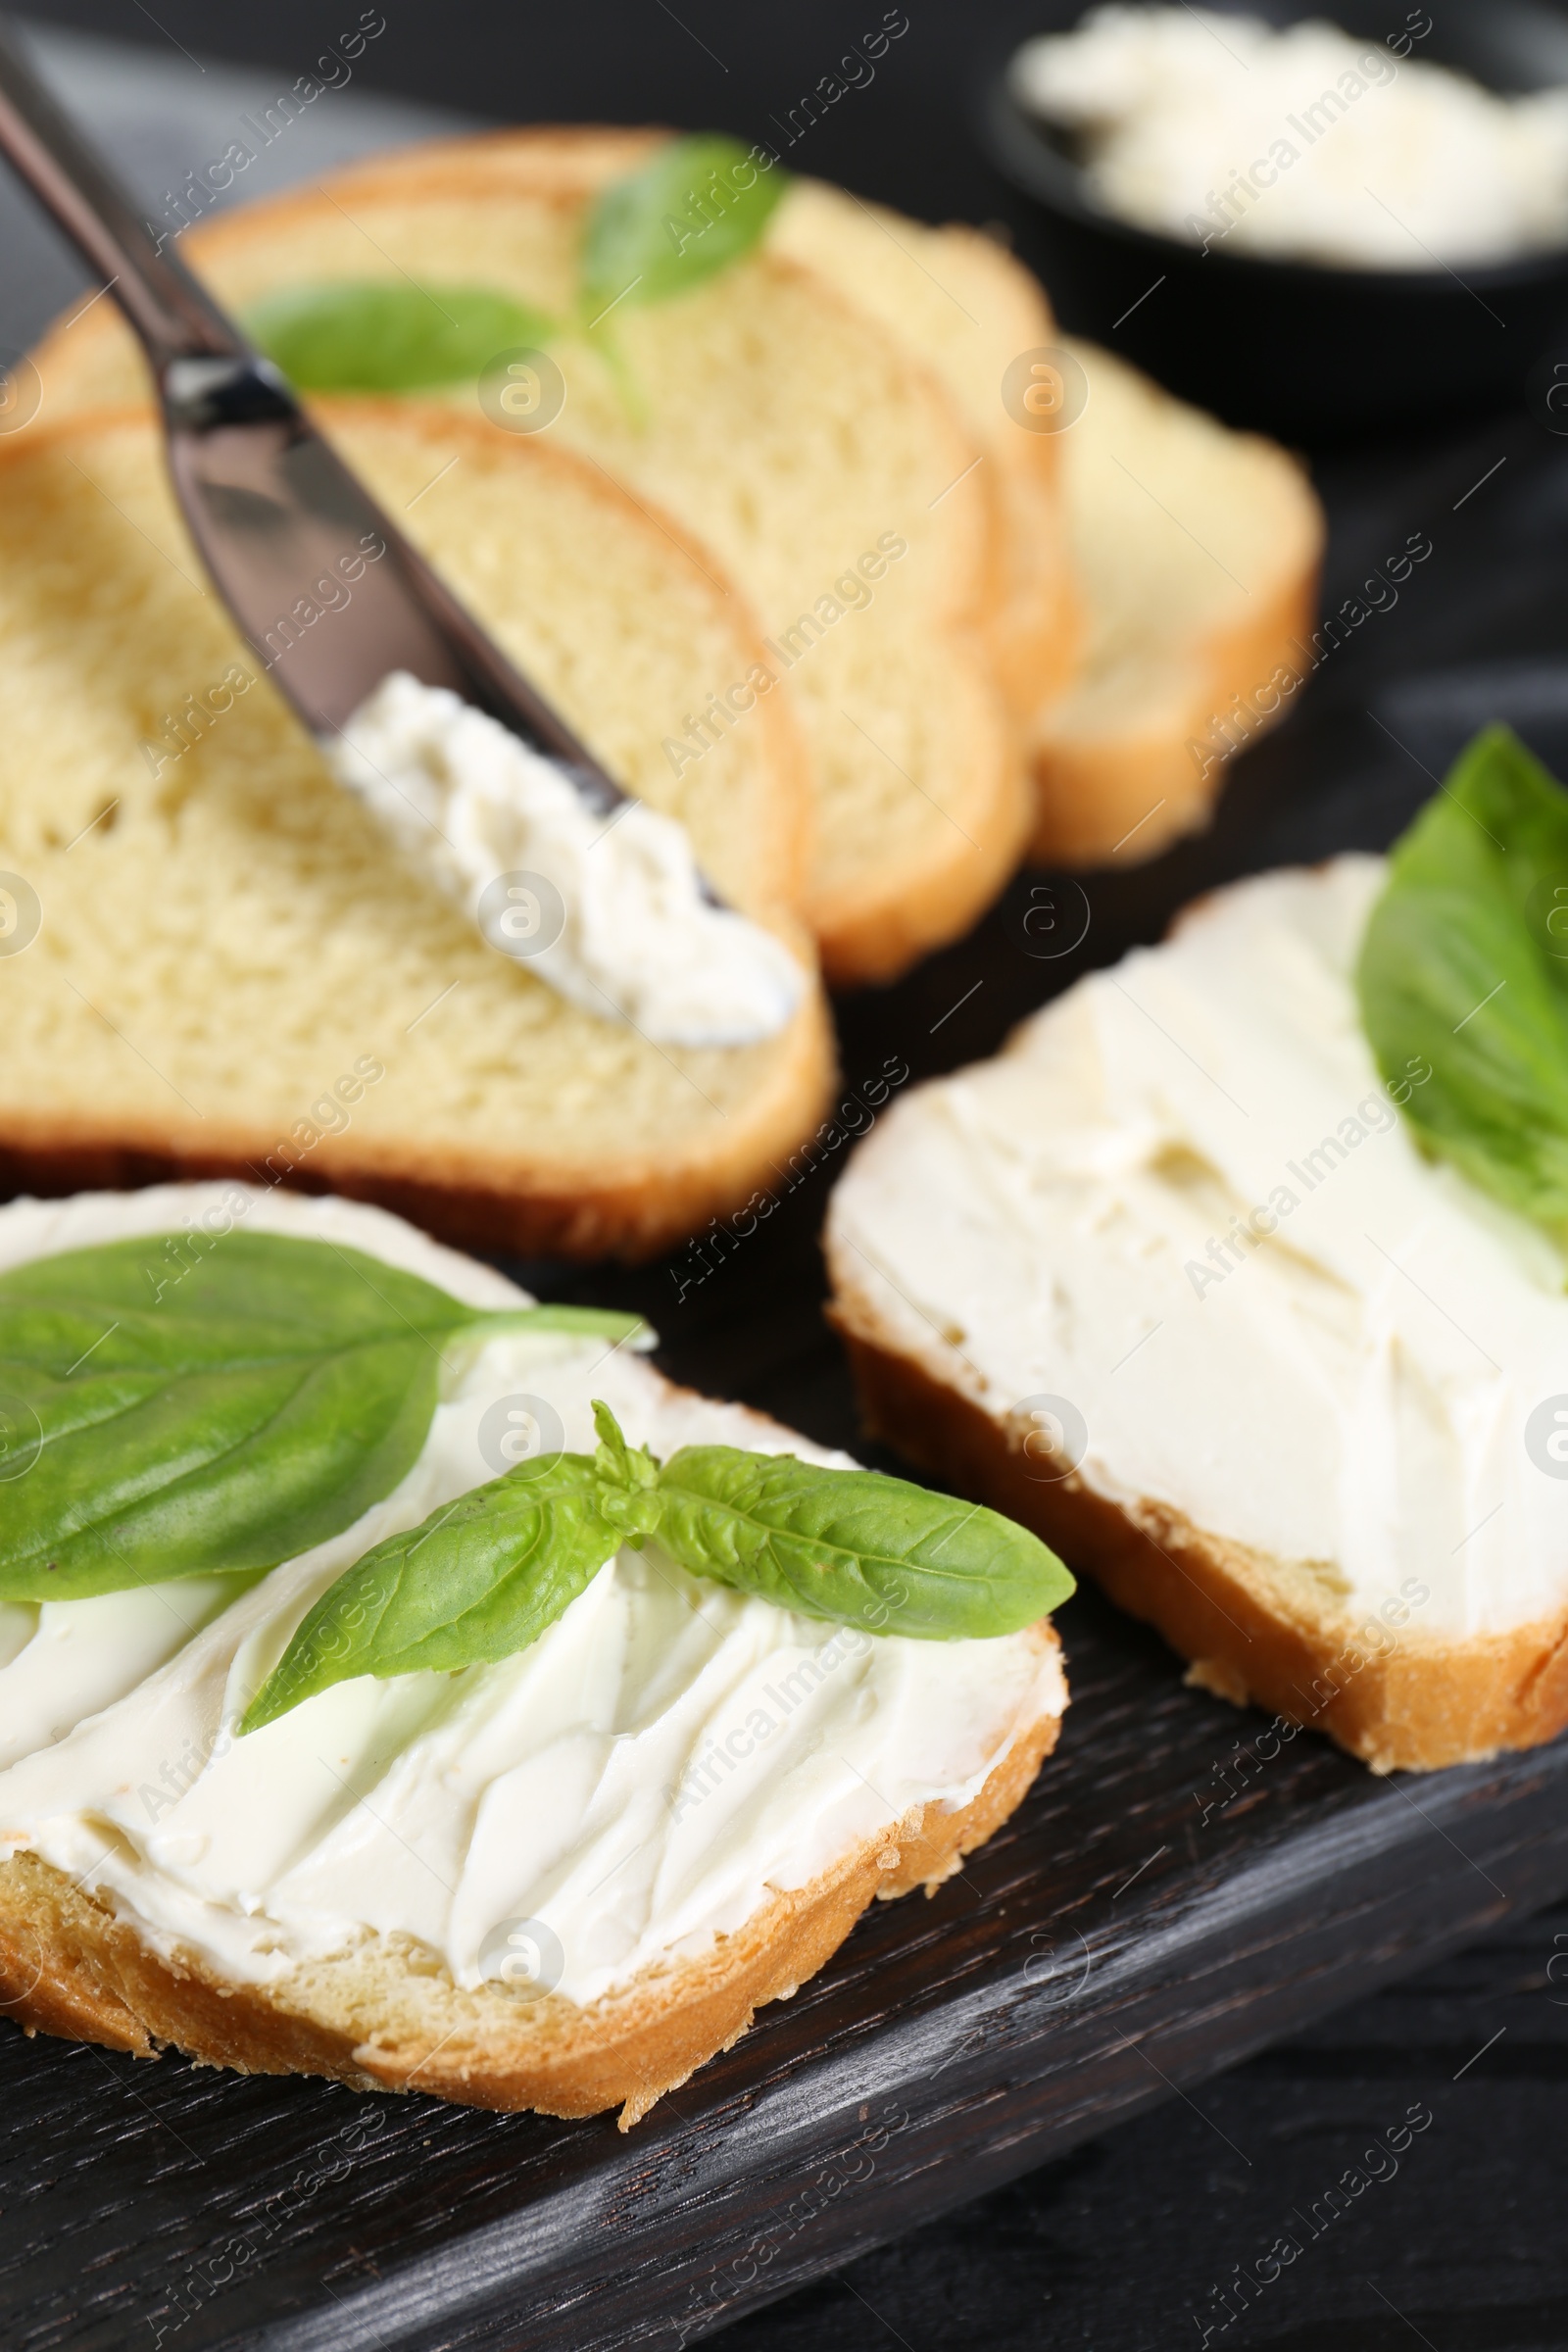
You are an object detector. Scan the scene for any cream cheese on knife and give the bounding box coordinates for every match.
[326,671,805,1047]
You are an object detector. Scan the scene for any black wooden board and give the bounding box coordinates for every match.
[6,14,1568,2351]
[9,1562,1568,2352]
[8,1574,1568,2352]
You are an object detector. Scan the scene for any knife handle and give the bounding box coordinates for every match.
[0,15,246,370]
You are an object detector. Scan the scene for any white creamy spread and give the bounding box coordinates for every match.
[325,670,804,1047]
[829,857,1568,1642]
[1012,7,1568,268]
[0,1577,250,1775]
[0,1184,1061,2007]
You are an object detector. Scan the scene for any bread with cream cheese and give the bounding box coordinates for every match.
[0,1184,1066,2123]
[24,136,1034,987]
[825,858,1568,1773]
[0,402,832,1258]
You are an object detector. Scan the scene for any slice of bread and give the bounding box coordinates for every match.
[3,1721,1058,2121]
[824,859,1568,1774]
[415,144,1320,880]
[767,175,1081,721]
[0,1182,1066,2122]
[27,137,1032,985]
[0,402,833,1259]
[227,124,1077,723]
[406,130,1080,720]
[1029,339,1323,866]
[452,146,1312,872]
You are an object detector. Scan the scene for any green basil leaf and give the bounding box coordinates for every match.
[241,1398,1074,1730]
[1356,725,1568,1236]
[645,1442,1075,1640]
[240,1455,617,1731]
[0,1233,641,1603]
[591,1394,662,1538]
[512,1303,649,1345]
[244,279,558,390]
[580,134,787,319]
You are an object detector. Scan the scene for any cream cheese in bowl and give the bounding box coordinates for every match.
[1010,5,1568,269]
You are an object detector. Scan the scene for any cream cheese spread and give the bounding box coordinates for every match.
[325,670,805,1047]
[828,857,1568,1642]
[1011,7,1568,269]
[0,1184,1062,2007]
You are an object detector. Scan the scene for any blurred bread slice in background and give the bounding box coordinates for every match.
[0,402,830,1258]
[767,174,1081,722]
[270,127,1080,725]
[28,135,1034,986]
[1029,339,1323,867]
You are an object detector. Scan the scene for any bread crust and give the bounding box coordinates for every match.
[0,979,835,1265]
[1027,564,1320,868]
[810,632,1033,988]
[346,131,1083,720]
[0,399,835,1262]
[0,1647,1060,2125]
[828,1276,1568,1774]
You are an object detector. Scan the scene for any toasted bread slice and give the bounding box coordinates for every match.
[0,1183,1066,2122]
[476,157,1308,871]
[824,1313,1568,1776]
[0,403,833,1258]
[1029,339,1323,867]
[825,858,1568,1774]
[27,138,1031,985]
[768,176,1080,719]
[220,123,1076,721]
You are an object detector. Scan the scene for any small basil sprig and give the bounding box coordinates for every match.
[1357,725,1568,1238]
[239,1454,618,1732]
[244,280,559,391]
[0,1233,641,1603]
[580,134,787,318]
[241,137,787,397]
[241,1401,1073,1731]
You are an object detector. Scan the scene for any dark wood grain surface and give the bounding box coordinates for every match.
[6,1571,1567,2352]
[5,8,1568,2347]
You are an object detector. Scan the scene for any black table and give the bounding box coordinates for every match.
[8,6,1568,2345]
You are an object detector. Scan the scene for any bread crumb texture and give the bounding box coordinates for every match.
[27,139,1033,982]
[0,405,831,1256]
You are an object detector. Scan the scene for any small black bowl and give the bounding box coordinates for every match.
[978,0,1568,438]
